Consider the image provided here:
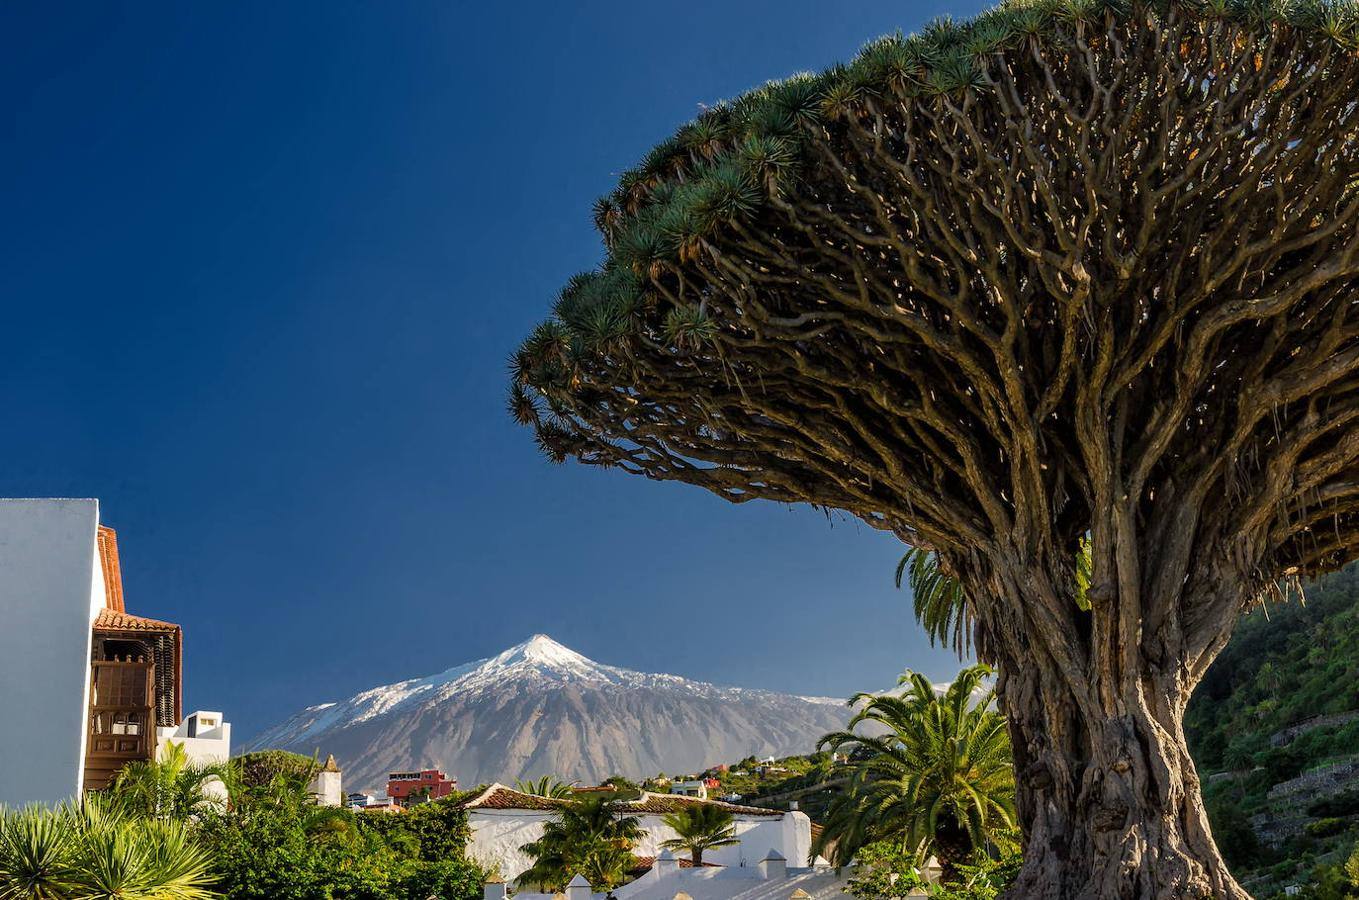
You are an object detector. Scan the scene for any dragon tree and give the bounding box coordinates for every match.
[510,1,1359,896]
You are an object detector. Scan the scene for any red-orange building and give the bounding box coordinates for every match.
[386,768,458,805]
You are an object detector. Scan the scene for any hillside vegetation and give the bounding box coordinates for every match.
[1185,564,1359,896]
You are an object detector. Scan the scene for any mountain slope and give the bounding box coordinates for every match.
[1184,563,1359,895]
[245,635,851,791]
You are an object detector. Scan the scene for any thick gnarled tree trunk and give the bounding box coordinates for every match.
[963,535,1250,899]
[995,643,1243,899]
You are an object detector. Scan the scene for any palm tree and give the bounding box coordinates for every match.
[0,795,215,899]
[897,542,1091,657]
[108,741,228,822]
[814,665,1016,882]
[660,805,739,866]
[515,776,576,799]
[519,796,642,891]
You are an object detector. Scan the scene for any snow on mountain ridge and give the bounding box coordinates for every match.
[245,633,856,789]
[249,634,842,752]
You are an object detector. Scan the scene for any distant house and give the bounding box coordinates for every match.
[670,779,709,799]
[346,792,378,809]
[457,784,812,882]
[386,768,457,805]
[0,499,231,806]
[358,798,404,813]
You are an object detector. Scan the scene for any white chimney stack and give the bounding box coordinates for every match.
[656,849,680,879]
[484,881,507,900]
[758,850,787,880]
[567,873,593,900]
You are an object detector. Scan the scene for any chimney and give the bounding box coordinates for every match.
[567,873,593,900]
[484,880,507,900]
[656,849,680,879]
[789,801,799,811]
[758,850,787,880]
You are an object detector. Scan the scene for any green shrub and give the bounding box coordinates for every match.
[195,787,484,899]
[1310,789,1359,819]
[1306,817,1349,839]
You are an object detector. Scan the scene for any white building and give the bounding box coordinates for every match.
[670,779,709,799]
[0,499,231,806]
[617,849,939,900]
[459,785,812,883]
[509,849,938,900]
[310,754,344,807]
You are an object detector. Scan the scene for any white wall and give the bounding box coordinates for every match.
[312,770,343,807]
[467,808,559,881]
[630,813,810,869]
[467,808,811,882]
[157,711,232,767]
[0,499,103,806]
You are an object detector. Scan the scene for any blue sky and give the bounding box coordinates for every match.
[2,1,978,738]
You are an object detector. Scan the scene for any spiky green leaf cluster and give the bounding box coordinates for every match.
[513,0,1359,422]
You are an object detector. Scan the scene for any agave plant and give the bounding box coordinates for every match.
[0,796,216,899]
[0,805,78,899]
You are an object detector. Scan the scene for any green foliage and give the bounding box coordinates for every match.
[1188,566,1359,774]
[1184,564,1359,890]
[519,797,642,892]
[356,798,473,863]
[515,777,576,799]
[895,549,973,655]
[0,795,215,900]
[815,666,1016,876]
[659,805,739,865]
[1209,800,1263,872]
[230,750,317,792]
[194,774,481,900]
[1289,842,1359,899]
[1312,791,1359,820]
[846,842,1019,900]
[844,842,931,900]
[896,542,1091,656]
[109,741,228,822]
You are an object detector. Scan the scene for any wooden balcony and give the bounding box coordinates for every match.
[84,658,155,791]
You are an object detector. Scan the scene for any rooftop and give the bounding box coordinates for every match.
[458,785,787,817]
[93,608,181,633]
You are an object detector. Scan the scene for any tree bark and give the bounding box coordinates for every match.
[993,632,1248,900]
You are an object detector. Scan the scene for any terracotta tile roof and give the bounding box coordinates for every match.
[457,785,785,817]
[623,792,785,818]
[93,608,181,633]
[459,784,569,812]
[96,526,125,613]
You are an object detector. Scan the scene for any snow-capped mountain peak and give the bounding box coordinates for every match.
[487,633,598,674]
[246,634,853,791]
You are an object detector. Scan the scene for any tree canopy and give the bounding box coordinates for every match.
[513,0,1359,623]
